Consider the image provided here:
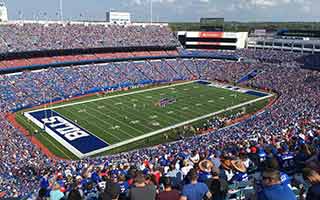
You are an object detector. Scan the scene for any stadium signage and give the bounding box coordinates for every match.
[24,110,109,158]
[41,116,89,141]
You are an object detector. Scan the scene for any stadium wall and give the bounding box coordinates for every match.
[0,45,177,61]
[247,37,320,53]
[0,54,239,75]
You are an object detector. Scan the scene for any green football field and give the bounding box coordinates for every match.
[18,81,273,159]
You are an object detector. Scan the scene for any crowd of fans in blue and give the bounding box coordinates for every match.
[0,23,178,53]
[0,24,319,200]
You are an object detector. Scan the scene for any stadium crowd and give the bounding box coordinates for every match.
[0,49,319,200]
[0,23,179,53]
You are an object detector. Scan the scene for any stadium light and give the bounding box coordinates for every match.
[150,0,153,24]
[59,0,63,21]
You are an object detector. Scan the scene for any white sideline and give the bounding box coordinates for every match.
[30,81,196,112]
[24,112,85,158]
[84,93,273,157]
[24,80,274,158]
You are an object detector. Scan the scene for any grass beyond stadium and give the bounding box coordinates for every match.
[16,81,273,159]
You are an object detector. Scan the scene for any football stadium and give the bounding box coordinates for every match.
[0,0,320,199]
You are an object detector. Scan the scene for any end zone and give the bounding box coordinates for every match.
[24,110,109,158]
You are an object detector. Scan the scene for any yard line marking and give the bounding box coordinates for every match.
[98,99,156,131]
[182,107,189,110]
[85,93,273,157]
[63,106,124,142]
[32,81,195,112]
[129,120,140,124]
[89,101,144,137]
[110,125,121,130]
[151,121,160,126]
[132,90,205,118]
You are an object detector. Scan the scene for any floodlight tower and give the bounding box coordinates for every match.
[150,0,153,24]
[59,0,63,21]
[0,1,8,22]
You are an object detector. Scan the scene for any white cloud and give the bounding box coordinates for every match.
[241,0,310,8]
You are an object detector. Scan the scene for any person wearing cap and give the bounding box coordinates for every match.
[257,169,296,200]
[257,148,267,169]
[180,169,212,200]
[229,160,248,184]
[198,160,213,183]
[157,177,180,200]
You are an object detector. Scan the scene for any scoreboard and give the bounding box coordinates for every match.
[178,31,248,50]
[200,18,224,31]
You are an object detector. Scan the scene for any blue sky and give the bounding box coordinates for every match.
[2,0,319,22]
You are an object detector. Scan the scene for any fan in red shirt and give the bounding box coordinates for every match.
[157,177,180,200]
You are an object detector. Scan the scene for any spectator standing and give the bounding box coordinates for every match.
[129,172,156,200]
[157,177,180,200]
[205,166,228,200]
[101,182,121,200]
[180,169,212,200]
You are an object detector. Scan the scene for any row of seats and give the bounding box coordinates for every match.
[0,23,179,54]
[0,50,180,69]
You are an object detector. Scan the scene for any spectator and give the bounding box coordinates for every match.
[50,182,65,200]
[198,159,214,183]
[257,169,296,200]
[36,188,47,200]
[101,182,121,200]
[180,169,211,200]
[67,187,83,200]
[230,160,248,183]
[128,172,156,200]
[117,174,129,200]
[157,177,180,200]
[205,165,228,200]
[83,181,99,200]
[302,168,320,200]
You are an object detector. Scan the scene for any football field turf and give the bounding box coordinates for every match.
[21,81,273,158]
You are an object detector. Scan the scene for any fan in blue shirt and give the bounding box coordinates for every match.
[180,169,212,200]
[257,169,296,200]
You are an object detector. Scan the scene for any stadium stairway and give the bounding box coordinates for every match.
[236,69,262,84]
